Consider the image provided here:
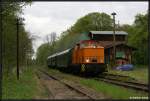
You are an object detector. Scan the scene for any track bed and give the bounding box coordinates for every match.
[36,69,106,99]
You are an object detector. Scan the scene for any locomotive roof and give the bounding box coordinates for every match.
[89,31,128,35]
[47,48,71,59]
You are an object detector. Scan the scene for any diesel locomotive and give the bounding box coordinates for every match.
[47,39,107,75]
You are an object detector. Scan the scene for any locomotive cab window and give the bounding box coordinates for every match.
[75,44,80,50]
[80,40,100,48]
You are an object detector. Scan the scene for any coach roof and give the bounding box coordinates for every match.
[47,49,71,59]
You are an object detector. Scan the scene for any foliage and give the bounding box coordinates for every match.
[2,67,37,99]
[2,1,33,74]
[119,13,148,65]
[36,43,52,66]
[70,12,113,34]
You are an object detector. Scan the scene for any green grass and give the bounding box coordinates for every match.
[2,67,38,99]
[46,67,148,99]
[80,79,148,99]
[109,65,148,84]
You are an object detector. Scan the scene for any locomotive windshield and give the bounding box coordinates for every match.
[80,40,101,48]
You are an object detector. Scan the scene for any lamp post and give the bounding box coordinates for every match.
[111,12,116,67]
[16,17,24,80]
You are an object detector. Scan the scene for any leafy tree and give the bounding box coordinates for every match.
[70,12,113,34]
[2,1,33,74]
[131,13,148,65]
[36,43,50,66]
[119,13,148,65]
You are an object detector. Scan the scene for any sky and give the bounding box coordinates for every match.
[22,1,148,58]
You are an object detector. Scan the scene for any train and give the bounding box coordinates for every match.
[47,39,107,75]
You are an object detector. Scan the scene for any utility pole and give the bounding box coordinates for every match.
[0,1,3,87]
[16,18,19,80]
[16,18,24,80]
[111,12,116,67]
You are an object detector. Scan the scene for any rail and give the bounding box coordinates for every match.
[95,73,149,93]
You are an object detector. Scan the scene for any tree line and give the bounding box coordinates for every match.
[1,1,33,75]
[120,13,148,64]
[36,12,148,66]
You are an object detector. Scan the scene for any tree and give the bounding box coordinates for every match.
[131,13,148,65]
[2,1,33,75]
[70,12,113,34]
[36,43,51,66]
[36,32,57,66]
[119,13,148,65]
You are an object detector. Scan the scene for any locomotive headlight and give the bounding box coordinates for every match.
[86,59,89,63]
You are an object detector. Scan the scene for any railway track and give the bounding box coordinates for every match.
[36,69,105,99]
[95,73,149,93]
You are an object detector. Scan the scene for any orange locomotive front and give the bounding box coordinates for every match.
[72,40,107,74]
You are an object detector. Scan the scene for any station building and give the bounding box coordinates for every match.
[88,31,136,66]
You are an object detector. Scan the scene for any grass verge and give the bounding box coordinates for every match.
[2,67,38,99]
[80,79,148,99]
[109,65,148,84]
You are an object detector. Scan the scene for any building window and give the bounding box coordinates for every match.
[116,51,125,58]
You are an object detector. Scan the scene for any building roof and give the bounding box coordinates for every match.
[89,31,128,35]
[98,41,136,50]
[98,41,124,48]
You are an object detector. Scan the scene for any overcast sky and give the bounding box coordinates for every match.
[22,1,148,57]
